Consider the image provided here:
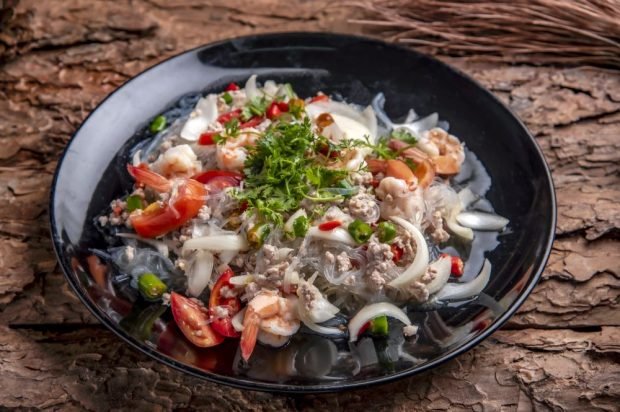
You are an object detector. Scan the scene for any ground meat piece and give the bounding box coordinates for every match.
[242,281,260,301]
[262,244,278,266]
[197,205,211,221]
[298,282,322,312]
[427,210,450,243]
[393,227,416,265]
[335,252,353,273]
[367,269,387,291]
[366,237,394,262]
[350,171,373,186]
[265,260,289,281]
[211,305,230,319]
[403,324,418,337]
[347,193,380,223]
[219,285,238,299]
[406,281,430,302]
[324,251,336,265]
[421,265,438,284]
[175,258,187,271]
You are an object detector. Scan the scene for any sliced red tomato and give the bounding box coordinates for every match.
[225,82,240,91]
[129,170,207,238]
[127,164,171,192]
[391,244,404,263]
[209,267,241,338]
[450,256,464,277]
[266,102,281,119]
[239,116,264,129]
[193,170,243,184]
[319,220,342,231]
[310,94,328,103]
[170,292,224,348]
[217,109,241,124]
[198,131,218,145]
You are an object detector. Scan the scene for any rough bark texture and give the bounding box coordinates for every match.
[1,0,618,410]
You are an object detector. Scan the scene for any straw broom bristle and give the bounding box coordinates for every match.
[347,0,620,68]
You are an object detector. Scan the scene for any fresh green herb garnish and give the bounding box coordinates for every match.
[149,115,166,134]
[241,96,269,121]
[222,92,233,105]
[125,195,143,212]
[391,129,418,144]
[235,118,349,226]
[224,118,240,138]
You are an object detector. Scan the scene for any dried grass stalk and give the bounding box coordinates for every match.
[348,0,620,68]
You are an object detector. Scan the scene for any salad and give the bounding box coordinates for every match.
[97,76,509,361]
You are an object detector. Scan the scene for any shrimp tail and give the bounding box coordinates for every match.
[240,309,260,361]
[127,163,172,192]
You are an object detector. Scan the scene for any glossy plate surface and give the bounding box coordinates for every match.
[50,33,556,393]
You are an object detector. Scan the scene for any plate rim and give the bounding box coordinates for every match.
[49,31,557,393]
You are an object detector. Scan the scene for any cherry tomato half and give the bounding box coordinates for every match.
[170,292,224,348]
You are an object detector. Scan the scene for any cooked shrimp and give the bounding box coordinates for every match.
[388,140,436,188]
[423,128,465,175]
[376,177,425,224]
[152,144,202,178]
[240,291,299,360]
[216,132,259,172]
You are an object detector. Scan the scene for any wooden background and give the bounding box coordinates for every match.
[1,1,618,410]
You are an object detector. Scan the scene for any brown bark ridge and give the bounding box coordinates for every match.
[1,0,618,410]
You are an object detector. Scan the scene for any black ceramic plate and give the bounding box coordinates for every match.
[50,33,555,393]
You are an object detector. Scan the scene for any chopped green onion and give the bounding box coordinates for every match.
[348,219,373,244]
[138,273,167,300]
[370,315,389,336]
[377,221,397,243]
[125,195,143,212]
[222,92,233,105]
[247,223,271,248]
[283,83,295,99]
[149,115,166,134]
[293,215,309,238]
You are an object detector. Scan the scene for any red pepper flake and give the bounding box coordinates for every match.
[239,116,263,129]
[391,244,404,263]
[310,94,328,103]
[450,256,464,277]
[318,220,342,231]
[217,109,241,124]
[225,82,240,91]
[358,321,370,336]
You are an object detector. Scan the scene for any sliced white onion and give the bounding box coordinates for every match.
[436,259,492,301]
[305,100,375,141]
[282,257,300,294]
[446,207,474,241]
[245,74,259,100]
[182,235,249,255]
[306,226,357,247]
[229,275,255,286]
[297,306,345,337]
[396,112,438,135]
[348,302,412,342]
[387,216,429,288]
[186,250,214,297]
[456,211,509,231]
[218,250,237,265]
[257,330,290,348]
[180,94,218,141]
[284,209,307,235]
[296,281,340,323]
[116,232,169,256]
[363,106,378,144]
[232,307,246,332]
[262,80,279,96]
[132,150,142,167]
[425,255,452,295]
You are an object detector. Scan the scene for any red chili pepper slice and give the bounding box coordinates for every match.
[193,170,243,184]
[198,131,218,145]
[440,253,464,277]
[277,101,289,112]
[266,102,281,119]
[310,94,328,103]
[391,244,404,263]
[239,116,263,129]
[217,109,241,124]
[318,220,342,231]
[225,82,240,91]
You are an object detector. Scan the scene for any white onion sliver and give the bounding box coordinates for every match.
[245,74,259,100]
[116,232,169,256]
[232,307,246,332]
[388,216,429,288]
[436,259,492,301]
[348,302,412,342]
[362,105,378,143]
[297,281,339,323]
[182,235,249,255]
[180,94,218,141]
[186,250,214,297]
[456,211,509,231]
[298,308,346,337]
[306,226,357,246]
[458,187,477,208]
[446,207,474,241]
[426,255,452,295]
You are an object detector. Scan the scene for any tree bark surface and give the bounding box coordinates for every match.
[0,1,618,411]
